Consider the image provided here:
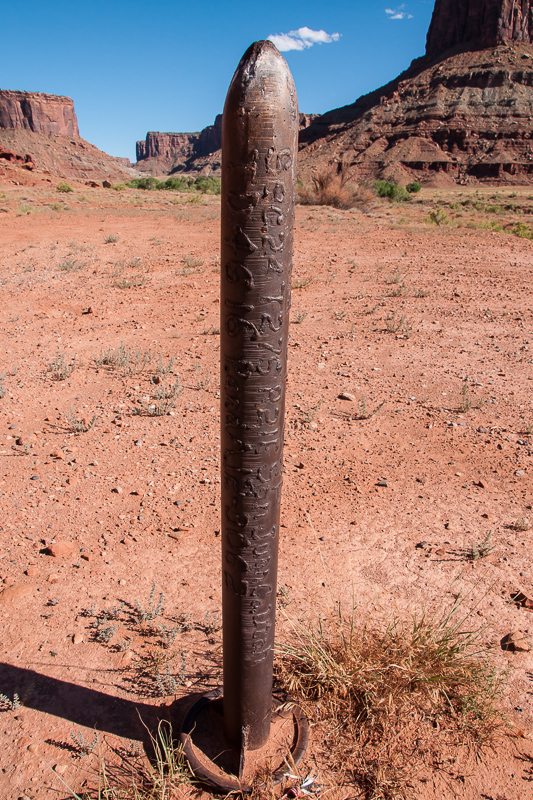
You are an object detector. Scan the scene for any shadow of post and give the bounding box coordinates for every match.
[0,662,193,741]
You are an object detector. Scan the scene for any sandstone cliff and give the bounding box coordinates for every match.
[135,113,318,176]
[136,115,222,174]
[297,1,533,184]
[426,0,533,58]
[0,89,79,137]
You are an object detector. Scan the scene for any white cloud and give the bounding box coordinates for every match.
[267,27,341,52]
[385,5,413,19]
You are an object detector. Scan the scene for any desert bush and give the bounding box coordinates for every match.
[124,175,221,195]
[511,221,533,240]
[375,180,411,202]
[56,182,73,193]
[297,171,370,210]
[406,181,422,193]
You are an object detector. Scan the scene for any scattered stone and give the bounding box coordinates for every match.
[416,541,429,550]
[502,631,531,653]
[112,486,123,494]
[27,743,38,753]
[376,479,388,488]
[82,307,93,315]
[474,479,486,488]
[73,632,84,645]
[3,576,15,586]
[0,583,33,604]
[53,764,67,774]
[48,541,75,558]
[81,553,92,562]
[338,392,356,401]
[435,548,446,556]
[25,567,38,577]
[102,179,112,188]
[511,591,533,610]
[47,574,59,583]
[515,470,525,477]
[30,475,39,481]
[50,451,64,460]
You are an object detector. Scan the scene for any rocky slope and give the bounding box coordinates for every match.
[0,129,138,183]
[0,90,79,137]
[0,89,138,182]
[297,0,533,184]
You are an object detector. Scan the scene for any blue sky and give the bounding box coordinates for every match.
[2,1,435,162]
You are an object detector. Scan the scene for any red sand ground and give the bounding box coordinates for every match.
[0,174,532,799]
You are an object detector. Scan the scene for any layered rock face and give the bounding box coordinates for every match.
[136,113,317,176]
[298,1,533,184]
[0,90,79,137]
[136,115,222,174]
[427,0,533,58]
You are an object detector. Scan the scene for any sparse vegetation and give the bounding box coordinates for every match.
[46,353,77,381]
[133,378,183,416]
[406,181,422,193]
[468,530,494,561]
[277,598,505,799]
[104,233,119,244]
[95,341,152,376]
[384,311,412,337]
[64,407,97,434]
[57,182,73,193]
[375,180,411,202]
[125,175,221,194]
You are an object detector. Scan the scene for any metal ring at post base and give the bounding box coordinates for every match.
[179,689,309,793]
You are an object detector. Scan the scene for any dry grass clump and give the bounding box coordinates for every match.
[56,720,193,800]
[276,599,505,799]
[297,171,374,210]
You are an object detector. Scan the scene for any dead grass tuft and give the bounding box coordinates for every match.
[297,170,374,210]
[276,598,505,799]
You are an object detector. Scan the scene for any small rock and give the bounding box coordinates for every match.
[416,541,429,550]
[25,567,38,577]
[338,392,356,401]
[502,631,531,653]
[435,548,446,556]
[515,470,525,477]
[376,480,388,488]
[50,451,64,460]
[112,486,123,494]
[3,576,15,586]
[73,633,84,645]
[27,743,38,754]
[47,574,60,583]
[474,479,486,488]
[53,764,67,774]
[48,541,75,558]
[0,584,33,604]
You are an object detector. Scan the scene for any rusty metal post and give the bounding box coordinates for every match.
[220,40,298,752]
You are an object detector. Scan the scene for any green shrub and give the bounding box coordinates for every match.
[57,182,73,193]
[124,175,221,195]
[375,180,410,202]
[406,181,422,194]
[511,221,533,240]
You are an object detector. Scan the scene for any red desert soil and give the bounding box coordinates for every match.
[0,173,532,799]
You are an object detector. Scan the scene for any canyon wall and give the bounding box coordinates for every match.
[426,0,533,58]
[0,90,79,137]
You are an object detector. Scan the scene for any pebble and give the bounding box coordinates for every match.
[435,548,446,556]
[3,576,15,586]
[515,470,525,477]
[73,632,84,645]
[30,475,39,481]
[112,486,123,494]
[54,764,67,775]
[48,541,75,558]
[416,541,429,550]
[338,392,356,401]
[376,480,388,488]
[25,567,38,577]
[47,574,60,583]
[503,631,531,653]
[27,743,38,753]
[0,584,34,604]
